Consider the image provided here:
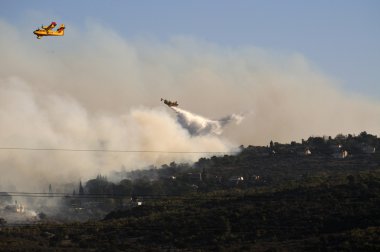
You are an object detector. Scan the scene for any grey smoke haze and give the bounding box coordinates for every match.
[0,20,380,190]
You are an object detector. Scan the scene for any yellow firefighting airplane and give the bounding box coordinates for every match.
[33,22,65,39]
[161,98,179,107]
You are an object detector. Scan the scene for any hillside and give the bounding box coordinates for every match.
[1,171,380,251]
[0,132,379,251]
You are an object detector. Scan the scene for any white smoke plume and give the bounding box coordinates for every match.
[172,107,243,136]
[0,19,379,191]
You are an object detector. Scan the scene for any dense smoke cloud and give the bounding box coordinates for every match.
[0,20,379,190]
[0,77,234,191]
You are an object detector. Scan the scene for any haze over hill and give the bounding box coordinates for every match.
[0,19,379,190]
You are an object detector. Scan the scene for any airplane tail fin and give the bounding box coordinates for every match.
[57,24,65,34]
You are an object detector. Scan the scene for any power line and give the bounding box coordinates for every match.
[1,191,374,201]
[0,192,178,199]
[0,147,239,154]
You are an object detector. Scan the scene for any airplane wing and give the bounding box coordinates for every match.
[42,22,57,31]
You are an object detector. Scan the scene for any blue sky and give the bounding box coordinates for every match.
[1,0,379,99]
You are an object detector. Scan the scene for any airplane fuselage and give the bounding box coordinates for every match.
[33,30,63,37]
